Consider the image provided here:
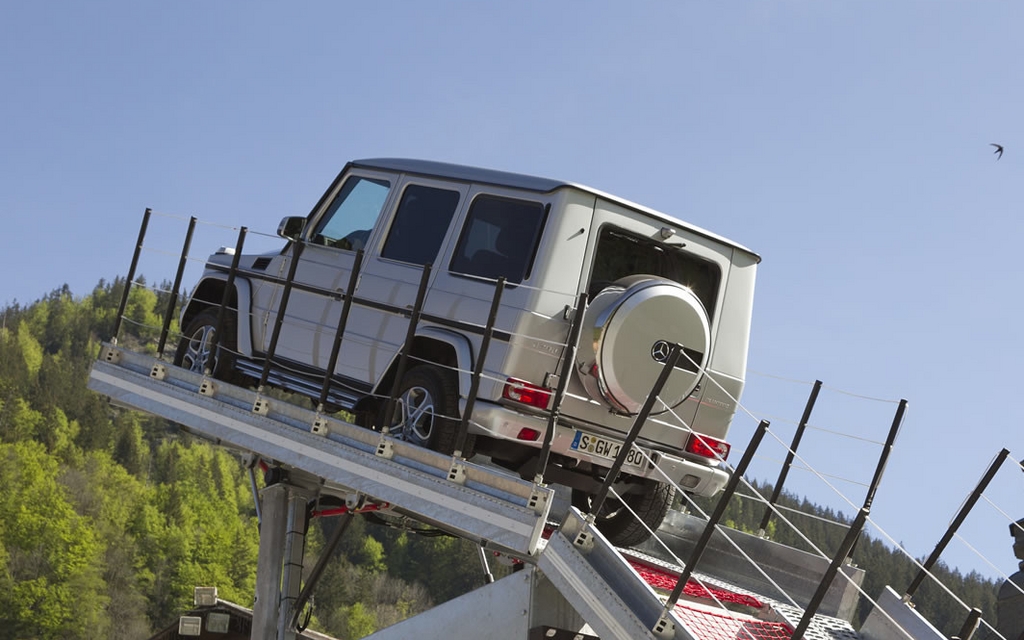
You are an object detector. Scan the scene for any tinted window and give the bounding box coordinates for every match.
[381,185,461,265]
[590,227,721,318]
[449,195,546,284]
[311,176,391,251]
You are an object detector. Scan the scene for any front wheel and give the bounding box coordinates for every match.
[572,480,675,547]
[174,308,241,384]
[382,365,474,458]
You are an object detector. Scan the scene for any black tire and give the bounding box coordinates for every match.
[382,365,474,458]
[174,308,241,384]
[572,480,675,547]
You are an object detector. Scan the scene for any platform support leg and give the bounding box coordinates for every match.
[252,483,289,640]
[278,491,308,640]
[251,483,309,640]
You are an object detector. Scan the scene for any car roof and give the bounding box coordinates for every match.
[352,158,760,261]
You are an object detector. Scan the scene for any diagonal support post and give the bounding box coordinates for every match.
[904,448,1010,601]
[759,380,821,536]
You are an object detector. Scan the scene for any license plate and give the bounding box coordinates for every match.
[570,432,648,471]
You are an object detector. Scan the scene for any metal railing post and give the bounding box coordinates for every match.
[758,380,821,536]
[157,216,197,357]
[383,264,432,431]
[952,607,982,640]
[258,241,304,389]
[207,227,247,376]
[111,208,152,343]
[862,399,907,512]
[664,419,770,612]
[317,250,364,411]
[847,398,906,560]
[904,448,1010,601]
[453,277,505,457]
[790,507,870,639]
[590,344,682,517]
[535,292,588,483]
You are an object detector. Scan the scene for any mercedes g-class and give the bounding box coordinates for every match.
[175,158,759,546]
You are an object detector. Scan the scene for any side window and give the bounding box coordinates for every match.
[381,185,461,265]
[450,195,546,284]
[311,176,391,251]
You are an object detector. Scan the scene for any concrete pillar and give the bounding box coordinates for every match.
[252,483,289,640]
[996,518,1024,639]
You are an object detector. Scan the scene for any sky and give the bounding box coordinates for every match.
[2,2,1023,589]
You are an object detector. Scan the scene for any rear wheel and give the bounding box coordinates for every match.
[174,308,242,384]
[382,365,475,458]
[572,480,675,547]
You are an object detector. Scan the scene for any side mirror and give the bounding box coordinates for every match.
[277,216,305,241]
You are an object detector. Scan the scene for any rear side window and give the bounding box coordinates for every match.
[590,227,721,318]
[381,185,461,265]
[450,195,546,284]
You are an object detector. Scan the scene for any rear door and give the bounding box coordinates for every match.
[355,176,468,383]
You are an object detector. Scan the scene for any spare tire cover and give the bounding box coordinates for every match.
[577,276,710,415]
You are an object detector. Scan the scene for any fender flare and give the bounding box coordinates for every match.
[180,275,255,357]
[410,325,475,399]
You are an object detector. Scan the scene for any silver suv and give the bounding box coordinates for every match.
[176,158,759,546]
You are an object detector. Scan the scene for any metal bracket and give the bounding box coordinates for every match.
[199,379,217,397]
[311,416,330,436]
[543,372,560,389]
[652,613,676,639]
[345,493,365,510]
[447,460,467,485]
[150,363,167,381]
[528,488,549,515]
[252,396,270,415]
[573,528,594,553]
[101,346,121,363]
[375,436,394,460]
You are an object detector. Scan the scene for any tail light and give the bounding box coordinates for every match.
[502,378,552,410]
[685,432,730,461]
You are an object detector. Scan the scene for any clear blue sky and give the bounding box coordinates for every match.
[3,2,1022,583]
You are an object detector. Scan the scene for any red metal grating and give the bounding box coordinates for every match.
[674,605,794,640]
[628,559,763,609]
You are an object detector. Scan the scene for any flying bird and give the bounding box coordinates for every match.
[991,143,1004,160]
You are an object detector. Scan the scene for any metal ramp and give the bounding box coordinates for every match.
[89,344,551,558]
[89,343,965,640]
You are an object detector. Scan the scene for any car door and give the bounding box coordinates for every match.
[254,169,397,388]
[355,177,467,383]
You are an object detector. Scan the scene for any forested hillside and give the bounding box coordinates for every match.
[0,280,1001,638]
[0,280,492,639]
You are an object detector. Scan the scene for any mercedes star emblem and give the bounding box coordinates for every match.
[651,340,673,363]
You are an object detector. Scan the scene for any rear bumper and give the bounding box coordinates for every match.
[465,400,730,498]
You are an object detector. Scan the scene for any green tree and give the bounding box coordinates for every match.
[0,442,107,639]
[338,601,376,640]
[139,441,259,626]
